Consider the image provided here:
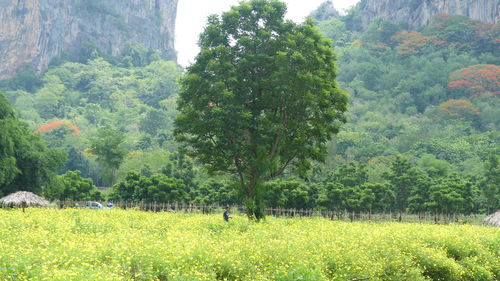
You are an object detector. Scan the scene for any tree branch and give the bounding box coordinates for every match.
[263,154,296,180]
[268,132,281,160]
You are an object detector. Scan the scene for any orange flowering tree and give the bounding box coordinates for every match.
[423,14,500,52]
[448,64,500,98]
[390,15,499,55]
[36,121,81,135]
[439,99,480,121]
[391,31,437,56]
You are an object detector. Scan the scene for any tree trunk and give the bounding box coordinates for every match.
[243,177,265,221]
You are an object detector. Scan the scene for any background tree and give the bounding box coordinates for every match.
[89,128,128,186]
[110,172,188,203]
[175,0,347,219]
[479,152,500,213]
[264,180,315,209]
[193,179,238,206]
[65,146,91,177]
[427,174,478,215]
[384,156,416,220]
[44,170,102,201]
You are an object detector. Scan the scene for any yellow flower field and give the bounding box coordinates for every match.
[0,208,498,281]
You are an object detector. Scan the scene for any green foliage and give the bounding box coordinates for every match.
[0,64,42,93]
[175,0,347,219]
[111,172,188,203]
[120,42,161,67]
[65,147,91,177]
[89,129,128,185]
[417,154,451,178]
[160,152,197,193]
[384,156,422,214]
[314,162,394,213]
[8,56,180,118]
[193,179,238,206]
[317,18,351,47]
[76,40,104,64]
[41,126,76,148]
[427,174,478,215]
[2,53,181,187]
[362,19,401,46]
[44,170,102,201]
[139,108,170,137]
[424,15,499,54]
[313,11,499,198]
[0,92,66,196]
[0,3,498,215]
[264,180,316,209]
[479,152,500,213]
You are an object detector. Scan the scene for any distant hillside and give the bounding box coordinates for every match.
[0,0,178,79]
[310,0,500,177]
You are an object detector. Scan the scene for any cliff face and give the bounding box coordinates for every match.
[358,0,500,30]
[0,0,178,79]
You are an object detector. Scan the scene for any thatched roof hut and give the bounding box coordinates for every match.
[0,191,50,212]
[483,211,500,227]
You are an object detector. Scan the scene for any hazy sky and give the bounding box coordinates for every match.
[175,0,360,66]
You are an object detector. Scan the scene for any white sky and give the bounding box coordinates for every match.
[175,0,360,67]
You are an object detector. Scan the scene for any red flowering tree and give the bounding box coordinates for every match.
[448,64,500,98]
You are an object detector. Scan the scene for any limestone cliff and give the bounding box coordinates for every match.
[0,0,178,79]
[357,0,499,30]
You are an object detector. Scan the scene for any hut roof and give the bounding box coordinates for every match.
[0,191,49,207]
[483,211,500,227]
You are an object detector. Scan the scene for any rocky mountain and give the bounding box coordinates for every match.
[0,0,178,79]
[356,0,499,30]
[310,1,340,21]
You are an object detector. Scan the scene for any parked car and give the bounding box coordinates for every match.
[85,201,106,209]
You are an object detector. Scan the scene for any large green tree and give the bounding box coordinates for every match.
[175,0,347,219]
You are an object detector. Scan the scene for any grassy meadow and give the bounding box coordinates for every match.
[0,208,498,281]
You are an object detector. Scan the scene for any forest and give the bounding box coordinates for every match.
[0,2,498,215]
